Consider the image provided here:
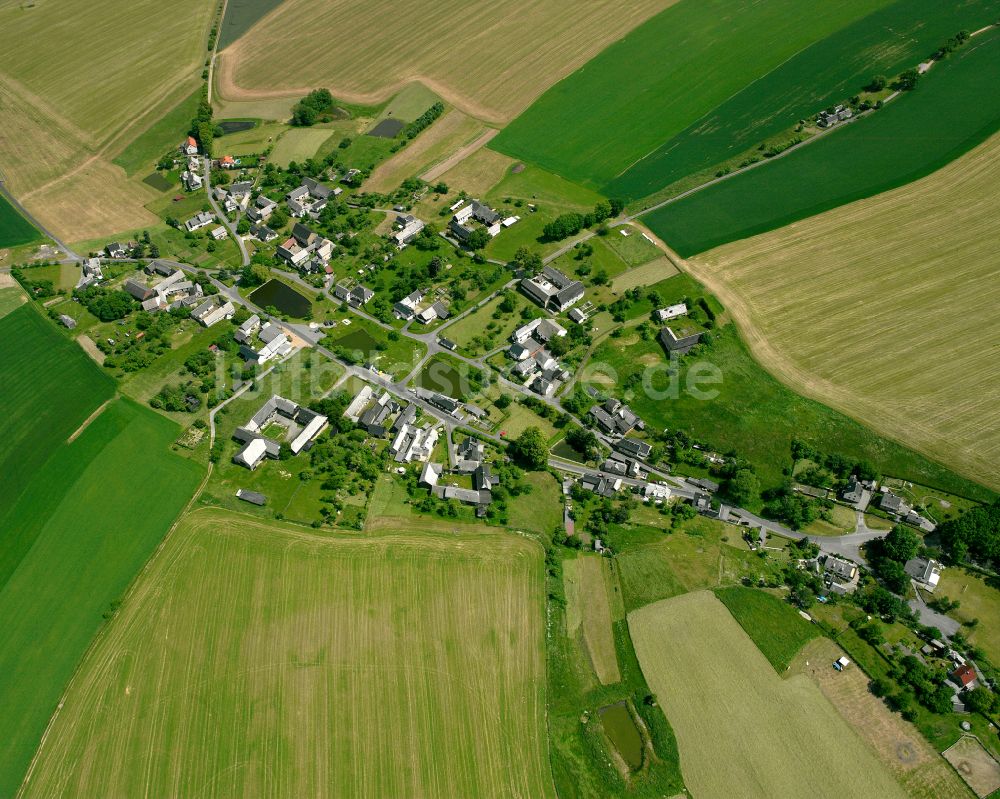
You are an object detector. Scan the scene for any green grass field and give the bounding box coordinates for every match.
[0,304,115,527]
[20,509,552,798]
[934,569,1000,665]
[490,0,890,189]
[270,127,341,167]
[645,26,1000,255]
[112,89,202,176]
[606,0,999,200]
[563,554,620,685]
[714,586,820,672]
[0,193,41,248]
[589,322,995,500]
[608,516,787,613]
[0,398,202,798]
[629,591,907,799]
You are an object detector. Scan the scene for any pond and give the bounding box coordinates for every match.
[218,119,257,135]
[599,702,643,770]
[368,118,405,138]
[249,279,311,318]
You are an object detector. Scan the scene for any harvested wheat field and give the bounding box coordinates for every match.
[791,638,970,799]
[215,0,677,124]
[629,591,906,799]
[19,509,553,799]
[687,133,1000,492]
[0,0,214,237]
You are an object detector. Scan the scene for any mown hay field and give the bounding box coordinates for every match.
[0,398,202,798]
[629,592,907,799]
[645,26,1000,255]
[491,0,892,189]
[563,554,620,685]
[686,131,1000,493]
[215,0,676,124]
[20,510,553,799]
[0,0,215,238]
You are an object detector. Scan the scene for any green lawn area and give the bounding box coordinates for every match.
[325,313,425,380]
[589,322,994,500]
[445,292,542,356]
[714,586,820,672]
[490,0,891,189]
[506,470,564,536]
[606,0,998,201]
[482,164,606,261]
[411,352,481,400]
[934,568,1000,665]
[270,127,340,167]
[0,287,25,318]
[372,82,440,122]
[0,398,202,798]
[0,192,41,248]
[498,401,558,442]
[603,228,662,267]
[645,25,1000,255]
[604,516,787,613]
[216,120,287,158]
[112,89,201,176]
[0,304,115,525]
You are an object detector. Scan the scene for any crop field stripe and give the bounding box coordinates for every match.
[685,132,1000,493]
[606,0,1000,200]
[491,0,892,188]
[0,191,41,248]
[0,304,114,535]
[0,398,203,798]
[629,592,908,799]
[644,26,1000,256]
[20,510,553,798]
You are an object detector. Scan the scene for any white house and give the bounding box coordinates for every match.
[656,303,688,322]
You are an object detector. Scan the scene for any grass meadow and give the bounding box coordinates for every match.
[588,322,995,500]
[687,132,1000,493]
[0,398,202,798]
[19,509,552,799]
[563,554,620,685]
[606,0,999,201]
[216,0,673,124]
[491,0,891,188]
[0,304,115,527]
[0,194,40,248]
[934,569,1000,665]
[714,586,820,672]
[629,591,907,799]
[111,89,202,176]
[645,25,1000,255]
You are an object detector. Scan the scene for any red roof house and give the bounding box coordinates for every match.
[220,155,235,168]
[182,136,198,155]
[951,663,977,688]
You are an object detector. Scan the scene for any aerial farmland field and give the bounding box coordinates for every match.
[0,303,114,522]
[214,0,675,124]
[490,0,892,189]
[606,0,1000,201]
[629,591,907,799]
[644,26,1000,255]
[19,510,552,799]
[685,131,1000,493]
[0,0,215,238]
[0,194,39,248]
[0,398,202,798]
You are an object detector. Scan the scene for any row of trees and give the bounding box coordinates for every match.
[541,199,625,241]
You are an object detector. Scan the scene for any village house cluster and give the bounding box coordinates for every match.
[232,395,329,470]
[507,317,570,397]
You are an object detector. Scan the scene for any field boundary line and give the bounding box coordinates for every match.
[66,396,115,444]
[421,128,500,182]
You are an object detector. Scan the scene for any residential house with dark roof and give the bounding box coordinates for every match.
[614,437,652,460]
[520,266,585,313]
